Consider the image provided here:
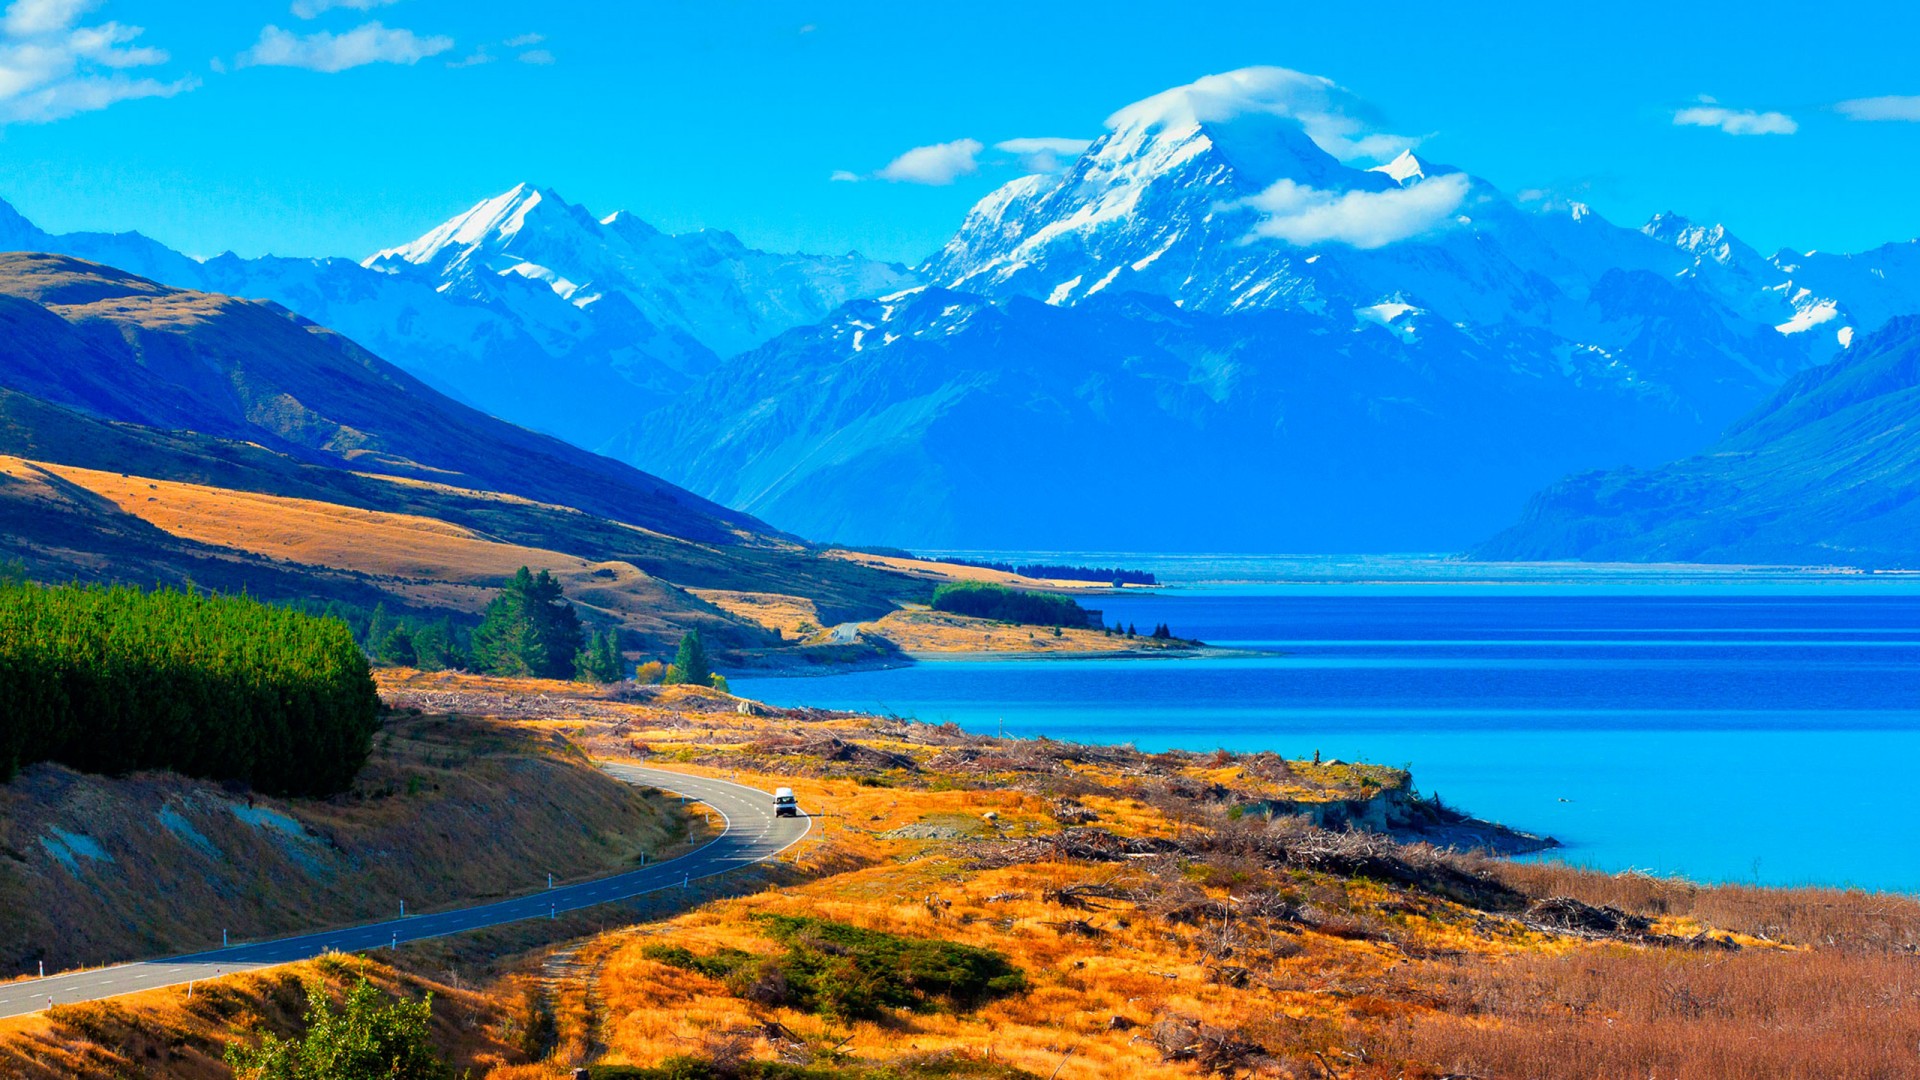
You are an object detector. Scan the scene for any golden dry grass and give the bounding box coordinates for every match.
[821,550,1117,591]
[860,606,1189,656]
[0,710,688,974]
[689,589,827,641]
[8,672,1913,1080]
[20,456,590,584]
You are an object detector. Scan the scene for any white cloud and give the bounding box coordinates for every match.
[290,0,400,18]
[239,21,452,73]
[0,0,189,123]
[503,32,543,47]
[446,47,492,67]
[829,169,861,183]
[1836,95,1920,122]
[2,70,192,121]
[1106,66,1417,162]
[875,138,983,185]
[1673,100,1797,136]
[3,0,91,37]
[1237,172,1471,249]
[517,47,552,65]
[996,136,1091,172]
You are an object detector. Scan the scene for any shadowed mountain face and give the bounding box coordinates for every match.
[1477,317,1920,567]
[0,252,761,545]
[618,288,1739,552]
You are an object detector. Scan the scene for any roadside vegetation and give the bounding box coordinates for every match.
[0,581,377,794]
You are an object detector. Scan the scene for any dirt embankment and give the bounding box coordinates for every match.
[0,711,687,974]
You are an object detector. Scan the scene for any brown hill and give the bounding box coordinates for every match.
[0,253,928,654]
[0,252,751,544]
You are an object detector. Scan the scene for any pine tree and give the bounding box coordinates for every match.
[471,567,583,679]
[366,602,392,655]
[411,617,462,672]
[376,624,417,667]
[664,629,712,686]
[573,629,625,684]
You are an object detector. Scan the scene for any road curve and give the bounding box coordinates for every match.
[0,765,811,1019]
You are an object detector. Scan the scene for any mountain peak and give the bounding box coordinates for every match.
[1370,149,1427,186]
[363,182,576,271]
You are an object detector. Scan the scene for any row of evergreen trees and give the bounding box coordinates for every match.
[929,582,1091,627]
[353,567,719,688]
[0,581,379,794]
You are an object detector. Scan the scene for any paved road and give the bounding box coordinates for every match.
[0,765,810,1019]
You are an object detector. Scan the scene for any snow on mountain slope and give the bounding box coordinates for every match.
[625,67,1920,551]
[364,183,916,360]
[924,68,1902,389]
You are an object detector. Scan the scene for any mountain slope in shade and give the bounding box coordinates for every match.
[1476,316,1920,567]
[622,286,1743,551]
[0,252,760,545]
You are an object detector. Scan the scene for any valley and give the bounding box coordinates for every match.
[2,27,1917,1080]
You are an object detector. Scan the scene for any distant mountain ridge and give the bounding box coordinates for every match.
[0,187,912,451]
[1477,316,1920,567]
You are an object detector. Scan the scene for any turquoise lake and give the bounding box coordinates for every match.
[734,557,1920,893]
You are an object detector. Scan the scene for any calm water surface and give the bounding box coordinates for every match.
[734,560,1920,892]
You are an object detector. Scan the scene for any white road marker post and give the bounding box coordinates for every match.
[37,960,43,978]
[400,899,405,918]
[550,902,556,920]
[222,929,227,948]
[548,872,553,890]
[391,932,397,951]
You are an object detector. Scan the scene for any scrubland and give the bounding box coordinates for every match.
[1,672,1912,1079]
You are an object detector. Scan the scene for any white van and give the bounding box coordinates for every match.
[773,787,798,818]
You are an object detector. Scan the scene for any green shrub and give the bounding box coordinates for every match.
[225,978,451,1080]
[928,582,1087,627]
[0,581,378,795]
[644,916,1026,1021]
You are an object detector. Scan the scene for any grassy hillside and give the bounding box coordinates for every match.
[0,710,691,972]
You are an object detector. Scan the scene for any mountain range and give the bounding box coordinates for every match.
[629,71,1920,550]
[7,67,1920,558]
[1478,315,1920,567]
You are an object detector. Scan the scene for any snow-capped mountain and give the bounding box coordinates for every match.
[0,186,913,451]
[364,183,915,362]
[627,68,1920,550]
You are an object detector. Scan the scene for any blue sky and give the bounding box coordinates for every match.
[1,0,1918,265]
